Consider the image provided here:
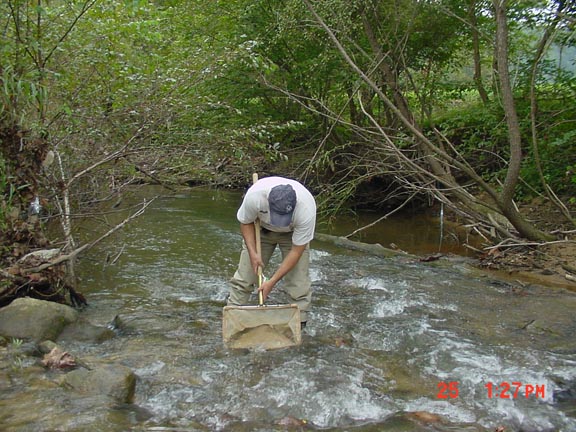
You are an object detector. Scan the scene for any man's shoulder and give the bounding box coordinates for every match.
[256,176,288,188]
[253,176,314,202]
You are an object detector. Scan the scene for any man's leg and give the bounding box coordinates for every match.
[276,233,312,323]
[227,229,277,305]
[227,242,256,305]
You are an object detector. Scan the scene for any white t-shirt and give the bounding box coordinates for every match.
[237,176,316,246]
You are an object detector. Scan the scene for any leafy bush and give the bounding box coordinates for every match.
[433,101,510,175]
[434,93,576,200]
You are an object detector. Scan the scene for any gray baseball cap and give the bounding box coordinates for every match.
[268,184,296,227]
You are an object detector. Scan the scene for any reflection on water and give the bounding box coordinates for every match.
[1,187,575,432]
[324,208,478,256]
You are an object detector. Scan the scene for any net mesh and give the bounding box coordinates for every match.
[222,304,302,350]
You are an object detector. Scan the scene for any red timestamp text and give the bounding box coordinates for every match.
[436,381,546,399]
[485,381,546,399]
[436,381,459,399]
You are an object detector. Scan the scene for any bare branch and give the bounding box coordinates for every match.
[483,239,574,251]
[344,188,421,239]
[21,198,156,274]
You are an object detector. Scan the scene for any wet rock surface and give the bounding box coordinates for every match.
[0,297,78,341]
[62,364,137,403]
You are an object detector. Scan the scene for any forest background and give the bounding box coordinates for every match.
[1,0,575,305]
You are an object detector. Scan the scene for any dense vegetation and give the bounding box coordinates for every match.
[1,0,575,304]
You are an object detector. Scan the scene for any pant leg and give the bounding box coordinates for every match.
[275,232,312,322]
[227,229,278,305]
[227,244,256,305]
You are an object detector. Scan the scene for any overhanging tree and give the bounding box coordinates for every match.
[287,0,568,242]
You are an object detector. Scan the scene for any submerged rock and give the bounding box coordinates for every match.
[63,364,136,403]
[57,319,115,344]
[406,410,443,423]
[276,416,309,427]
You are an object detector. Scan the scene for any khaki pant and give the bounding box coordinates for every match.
[227,230,311,322]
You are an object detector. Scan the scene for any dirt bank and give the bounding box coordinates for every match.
[474,198,576,292]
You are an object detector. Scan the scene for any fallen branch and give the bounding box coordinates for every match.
[487,213,516,239]
[21,198,156,274]
[132,161,176,191]
[314,232,413,258]
[463,243,483,253]
[465,223,492,242]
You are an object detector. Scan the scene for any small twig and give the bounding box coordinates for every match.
[66,146,141,189]
[344,188,421,239]
[483,238,574,251]
[108,244,126,266]
[463,243,483,253]
[550,229,576,235]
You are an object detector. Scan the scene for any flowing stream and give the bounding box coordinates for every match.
[1,186,575,432]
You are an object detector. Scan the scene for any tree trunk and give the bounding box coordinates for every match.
[492,0,554,241]
[468,0,490,104]
[303,0,554,242]
[528,0,575,226]
[360,11,454,182]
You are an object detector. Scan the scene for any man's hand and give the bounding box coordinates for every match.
[249,251,264,276]
[258,278,275,302]
[257,243,307,303]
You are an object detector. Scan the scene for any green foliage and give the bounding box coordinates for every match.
[0,0,574,218]
[0,157,29,231]
[520,128,576,197]
[435,90,576,200]
[405,1,468,69]
[434,101,510,172]
[0,157,10,230]
[0,65,45,130]
[7,338,25,371]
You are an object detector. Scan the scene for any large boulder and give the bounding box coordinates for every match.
[0,297,78,342]
[63,365,137,403]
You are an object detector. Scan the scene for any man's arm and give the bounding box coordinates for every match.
[240,223,263,274]
[258,243,307,301]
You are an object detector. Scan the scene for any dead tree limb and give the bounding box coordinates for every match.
[21,198,156,275]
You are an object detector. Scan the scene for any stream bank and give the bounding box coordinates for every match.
[472,197,576,292]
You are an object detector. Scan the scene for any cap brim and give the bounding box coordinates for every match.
[270,211,293,227]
